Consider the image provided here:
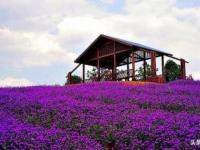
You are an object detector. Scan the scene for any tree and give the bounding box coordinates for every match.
[164,60,180,82]
[66,75,82,85]
[137,63,152,80]
[87,67,97,79]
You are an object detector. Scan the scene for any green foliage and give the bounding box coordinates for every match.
[106,132,115,143]
[26,115,40,125]
[136,131,150,141]
[164,60,180,82]
[26,109,57,128]
[137,63,152,80]
[101,97,115,104]
[66,75,82,85]
[43,110,57,128]
[87,67,97,79]
[57,121,69,129]
[87,124,104,142]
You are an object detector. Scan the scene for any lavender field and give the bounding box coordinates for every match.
[0,80,200,149]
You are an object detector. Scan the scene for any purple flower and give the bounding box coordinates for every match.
[0,80,200,149]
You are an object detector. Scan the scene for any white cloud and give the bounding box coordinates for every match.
[0,77,34,87]
[100,0,115,4]
[0,0,200,82]
[0,28,77,68]
[192,72,200,80]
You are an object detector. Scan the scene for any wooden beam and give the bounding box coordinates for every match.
[97,48,100,81]
[67,72,72,84]
[180,59,186,79]
[87,54,162,68]
[132,50,135,80]
[127,56,130,81]
[137,48,172,57]
[143,51,146,80]
[167,55,189,63]
[71,64,81,74]
[86,48,162,64]
[82,64,85,83]
[117,55,161,67]
[161,55,164,76]
[86,49,132,62]
[151,51,157,77]
[67,63,81,84]
[134,51,145,60]
[112,41,117,81]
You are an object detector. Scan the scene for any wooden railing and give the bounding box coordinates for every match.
[66,64,81,84]
[146,75,166,83]
[116,69,134,80]
[83,69,166,84]
[85,70,113,83]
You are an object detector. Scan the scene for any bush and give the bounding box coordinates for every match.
[137,63,154,80]
[66,75,82,85]
[164,60,180,82]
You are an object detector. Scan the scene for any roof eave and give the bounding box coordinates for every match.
[74,34,104,63]
[74,34,173,63]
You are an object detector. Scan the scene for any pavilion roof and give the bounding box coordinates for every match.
[75,34,173,63]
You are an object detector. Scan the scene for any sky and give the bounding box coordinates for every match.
[0,0,200,86]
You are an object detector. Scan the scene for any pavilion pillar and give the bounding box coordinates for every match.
[112,42,117,81]
[112,55,117,81]
[180,59,186,79]
[143,51,146,80]
[82,64,85,83]
[161,55,165,76]
[97,48,100,81]
[151,51,156,77]
[127,56,130,81]
[67,72,72,84]
[132,51,135,81]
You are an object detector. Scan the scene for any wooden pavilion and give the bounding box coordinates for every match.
[67,34,187,84]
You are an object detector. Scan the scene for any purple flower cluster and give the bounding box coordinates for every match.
[0,80,200,149]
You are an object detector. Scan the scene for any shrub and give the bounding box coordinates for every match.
[66,75,82,84]
[165,60,180,82]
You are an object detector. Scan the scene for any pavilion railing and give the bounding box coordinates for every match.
[84,69,166,83]
[85,70,113,83]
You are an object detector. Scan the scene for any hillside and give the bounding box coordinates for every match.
[0,80,200,149]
